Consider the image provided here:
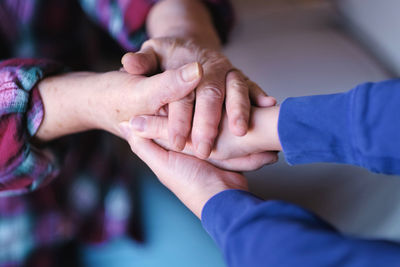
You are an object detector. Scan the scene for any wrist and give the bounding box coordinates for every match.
[87,71,135,136]
[147,0,221,50]
[247,106,282,152]
[36,72,102,141]
[193,172,248,219]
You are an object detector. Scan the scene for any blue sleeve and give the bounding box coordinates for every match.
[202,190,400,267]
[278,79,400,175]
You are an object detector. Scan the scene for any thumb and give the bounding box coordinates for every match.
[121,47,158,75]
[140,62,203,112]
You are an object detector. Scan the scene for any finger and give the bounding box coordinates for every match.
[168,92,195,151]
[248,80,277,107]
[129,115,169,140]
[121,47,158,75]
[128,115,196,155]
[191,73,226,159]
[119,122,169,165]
[141,38,186,70]
[209,152,279,172]
[225,70,251,136]
[139,62,203,113]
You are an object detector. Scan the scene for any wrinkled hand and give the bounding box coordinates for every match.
[95,62,202,136]
[121,37,276,158]
[119,125,248,219]
[124,105,280,171]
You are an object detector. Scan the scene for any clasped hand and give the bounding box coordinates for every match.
[118,38,281,218]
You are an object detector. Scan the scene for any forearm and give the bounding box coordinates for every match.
[147,0,221,49]
[35,71,129,141]
[36,65,202,142]
[36,72,99,141]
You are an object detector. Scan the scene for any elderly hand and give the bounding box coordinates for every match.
[119,125,248,218]
[36,62,202,141]
[121,38,276,159]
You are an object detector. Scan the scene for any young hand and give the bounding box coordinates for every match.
[123,104,282,171]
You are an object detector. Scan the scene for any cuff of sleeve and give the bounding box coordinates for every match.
[0,58,64,137]
[278,90,356,166]
[0,58,64,195]
[201,189,263,245]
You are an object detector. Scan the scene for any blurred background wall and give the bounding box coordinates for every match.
[336,0,400,75]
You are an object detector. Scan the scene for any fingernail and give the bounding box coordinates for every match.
[130,116,146,132]
[118,122,131,138]
[173,135,186,151]
[121,52,132,65]
[180,62,200,82]
[197,142,212,159]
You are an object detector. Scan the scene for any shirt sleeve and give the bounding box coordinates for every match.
[278,79,400,175]
[0,58,64,196]
[78,0,234,51]
[202,189,400,267]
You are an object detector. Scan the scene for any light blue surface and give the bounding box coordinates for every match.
[82,171,225,267]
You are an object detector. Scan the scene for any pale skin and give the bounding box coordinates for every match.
[120,97,282,170]
[36,64,277,172]
[34,0,281,221]
[119,103,283,218]
[118,69,283,217]
[35,62,203,140]
[122,0,276,158]
[35,0,276,169]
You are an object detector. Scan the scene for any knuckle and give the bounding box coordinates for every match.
[199,49,229,65]
[229,79,248,92]
[199,85,224,100]
[141,39,154,50]
[178,92,195,107]
[171,115,190,128]
[229,103,249,117]
[203,60,231,76]
[227,91,250,109]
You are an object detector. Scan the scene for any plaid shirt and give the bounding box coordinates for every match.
[0,0,233,266]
